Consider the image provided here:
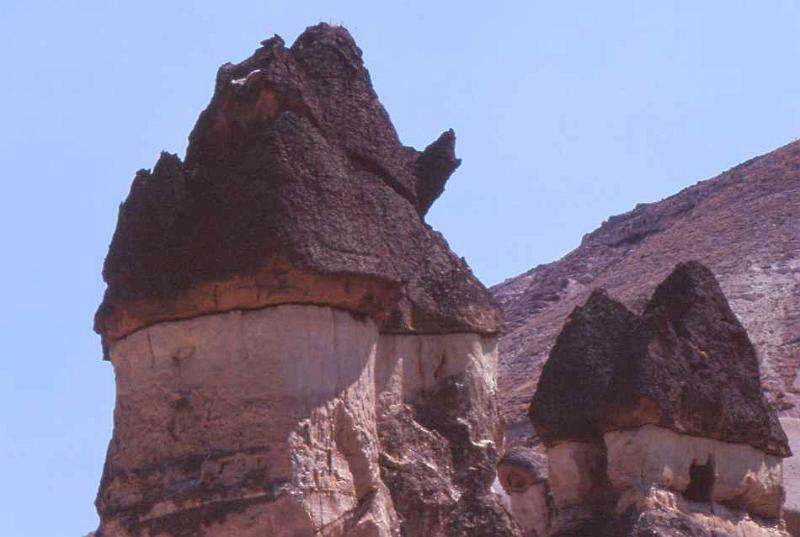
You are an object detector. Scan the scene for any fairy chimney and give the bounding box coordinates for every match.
[94,23,519,537]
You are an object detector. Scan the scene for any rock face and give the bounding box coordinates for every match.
[605,261,788,456]
[94,24,518,537]
[500,262,791,536]
[528,289,638,445]
[780,418,800,535]
[493,140,800,437]
[95,25,499,353]
[496,444,551,537]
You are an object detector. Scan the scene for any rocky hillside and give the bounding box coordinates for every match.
[493,140,800,437]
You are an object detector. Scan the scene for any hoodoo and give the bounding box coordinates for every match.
[501,262,792,536]
[94,24,518,537]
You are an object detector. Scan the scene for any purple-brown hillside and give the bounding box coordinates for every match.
[95,24,499,351]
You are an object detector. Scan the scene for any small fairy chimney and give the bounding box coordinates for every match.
[515,261,791,536]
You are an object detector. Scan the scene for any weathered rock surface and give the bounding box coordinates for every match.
[497,445,551,536]
[374,333,514,536]
[99,306,395,537]
[608,489,789,537]
[544,440,614,534]
[95,24,518,537]
[98,307,515,536]
[493,140,800,437]
[532,262,789,456]
[606,426,784,519]
[529,289,638,445]
[605,261,789,456]
[780,417,800,536]
[96,24,499,353]
[504,263,791,536]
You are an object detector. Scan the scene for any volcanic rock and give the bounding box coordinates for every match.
[95,25,499,353]
[603,261,788,456]
[94,24,518,537]
[515,262,791,536]
[496,445,552,537]
[493,140,800,438]
[531,262,789,456]
[529,289,638,445]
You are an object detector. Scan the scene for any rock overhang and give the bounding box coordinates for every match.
[95,23,500,354]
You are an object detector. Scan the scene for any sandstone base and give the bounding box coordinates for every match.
[612,488,789,537]
[605,425,784,519]
[500,426,788,536]
[96,305,518,536]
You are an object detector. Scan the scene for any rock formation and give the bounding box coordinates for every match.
[492,140,800,438]
[781,417,800,535]
[499,262,792,536]
[94,24,519,537]
[496,444,551,537]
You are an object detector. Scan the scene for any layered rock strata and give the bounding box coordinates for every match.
[95,24,518,537]
[501,262,791,536]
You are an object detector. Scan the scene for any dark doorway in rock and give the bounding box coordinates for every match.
[684,455,715,502]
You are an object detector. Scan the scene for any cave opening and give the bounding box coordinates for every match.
[683,455,715,502]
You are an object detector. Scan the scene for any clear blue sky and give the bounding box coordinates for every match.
[1,1,799,535]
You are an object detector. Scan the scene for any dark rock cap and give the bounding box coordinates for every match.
[95,24,500,350]
[530,261,790,457]
[604,261,789,456]
[530,289,638,444]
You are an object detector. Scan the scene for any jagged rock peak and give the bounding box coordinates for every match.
[605,261,791,456]
[94,24,518,537]
[95,23,496,352]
